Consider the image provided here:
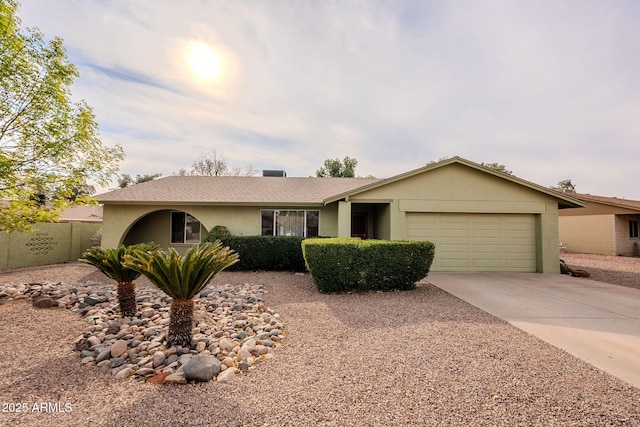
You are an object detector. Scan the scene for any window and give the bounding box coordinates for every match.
[171,212,202,244]
[261,210,319,237]
[630,220,639,239]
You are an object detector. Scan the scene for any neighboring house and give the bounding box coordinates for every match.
[59,205,103,223]
[98,157,584,273]
[559,193,640,257]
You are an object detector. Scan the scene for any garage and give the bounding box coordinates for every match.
[406,213,536,272]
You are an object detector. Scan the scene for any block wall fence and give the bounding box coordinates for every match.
[0,223,100,269]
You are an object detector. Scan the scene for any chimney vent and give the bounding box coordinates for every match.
[262,170,287,177]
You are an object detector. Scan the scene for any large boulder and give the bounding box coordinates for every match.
[182,354,221,382]
[32,296,58,309]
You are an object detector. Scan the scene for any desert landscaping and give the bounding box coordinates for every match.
[1,255,640,426]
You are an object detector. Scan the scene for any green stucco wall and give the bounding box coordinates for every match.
[345,164,562,273]
[0,223,100,269]
[102,204,338,252]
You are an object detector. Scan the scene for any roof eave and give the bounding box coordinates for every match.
[571,196,640,212]
[99,200,325,207]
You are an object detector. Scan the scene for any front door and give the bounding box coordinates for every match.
[351,212,368,239]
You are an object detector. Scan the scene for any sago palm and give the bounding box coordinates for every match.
[80,243,159,317]
[123,241,239,347]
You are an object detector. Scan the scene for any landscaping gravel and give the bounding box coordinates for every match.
[1,261,640,426]
[1,279,282,384]
[562,253,640,290]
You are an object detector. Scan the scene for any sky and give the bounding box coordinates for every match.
[16,0,640,199]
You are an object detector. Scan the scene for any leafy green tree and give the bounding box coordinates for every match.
[81,243,159,317]
[426,156,451,166]
[316,156,358,178]
[555,179,576,193]
[118,173,162,188]
[0,0,124,232]
[124,242,239,347]
[480,162,513,175]
[67,184,96,201]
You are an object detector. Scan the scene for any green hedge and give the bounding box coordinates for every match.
[302,238,435,293]
[204,235,307,271]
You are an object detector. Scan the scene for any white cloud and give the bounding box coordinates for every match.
[16,0,640,198]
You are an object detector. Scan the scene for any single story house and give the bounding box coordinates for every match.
[60,205,103,223]
[559,193,640,256]
[98,157,584,273]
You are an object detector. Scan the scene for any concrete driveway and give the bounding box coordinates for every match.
[425,272,640,389]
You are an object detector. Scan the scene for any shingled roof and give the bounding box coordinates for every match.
[98,176,381,205]
[570,193,640,211]
[98,157,587,208]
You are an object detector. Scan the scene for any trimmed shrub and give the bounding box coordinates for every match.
[203,235,307,271]
[208,225,231,241]
[302,238,435,293]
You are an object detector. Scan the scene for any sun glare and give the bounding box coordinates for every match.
[186,41,222,82]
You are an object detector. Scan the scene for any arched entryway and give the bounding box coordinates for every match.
[121,209,208,252]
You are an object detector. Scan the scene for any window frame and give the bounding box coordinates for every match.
[170,211,203,244]
[630,220,639,239]
[260,209,320,237]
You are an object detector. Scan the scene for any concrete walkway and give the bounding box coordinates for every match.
[425,272,640,389]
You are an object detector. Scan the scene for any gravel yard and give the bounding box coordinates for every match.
[1,259,640,426]
[562,253,640,289]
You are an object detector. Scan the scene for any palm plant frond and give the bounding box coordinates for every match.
[80,242,159,317]
[123,241,239,299]
[80,242,159,283]
[123,241,239,347]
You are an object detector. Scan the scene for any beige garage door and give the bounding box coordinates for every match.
[406,213,536,272]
